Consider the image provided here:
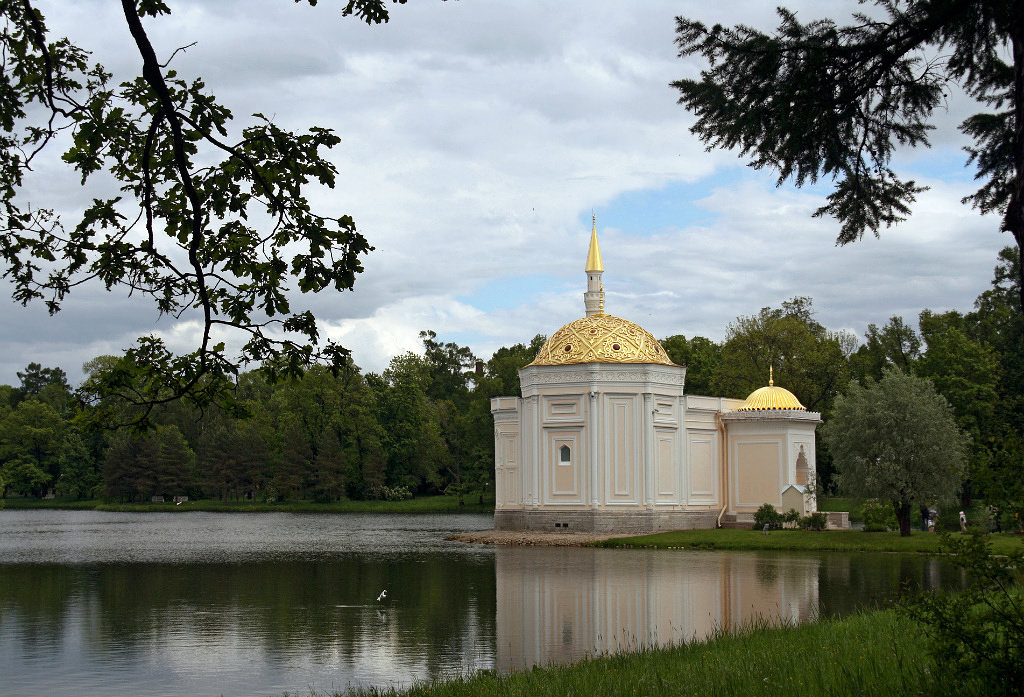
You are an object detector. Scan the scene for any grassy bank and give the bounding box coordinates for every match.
[340,608,971,697]
[593,527,1024,555]
[2,495,494,514]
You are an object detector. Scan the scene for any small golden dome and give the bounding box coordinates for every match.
[738,371,806,411]
[530,314,675,366]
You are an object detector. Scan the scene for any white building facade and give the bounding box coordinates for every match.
[491,220,821,533]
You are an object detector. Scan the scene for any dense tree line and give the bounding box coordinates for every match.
[0,331,544,504]
[661,247,1022,510]
[1,249,1020,509]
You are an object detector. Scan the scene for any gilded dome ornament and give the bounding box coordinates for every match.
[532,219,675,366]
[530,314,676,366]
[738,367,806,411]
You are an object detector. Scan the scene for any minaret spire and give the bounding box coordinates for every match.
[585,214,603,273]
[584,214,605,317]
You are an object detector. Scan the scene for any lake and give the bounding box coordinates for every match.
[0,510,963,697]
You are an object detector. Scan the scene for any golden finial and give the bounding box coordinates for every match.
[769,365,774,387]
[585,215,604,272]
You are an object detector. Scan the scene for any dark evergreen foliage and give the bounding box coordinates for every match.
[673,0,1024,311]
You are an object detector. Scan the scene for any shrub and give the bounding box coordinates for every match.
[799,512,828,531]
[753,503,782,530]
[782,508,801,525]
[369,484,413,501]
[861,499,896,532]
[965,506,993,535]
[903,533,1024,697]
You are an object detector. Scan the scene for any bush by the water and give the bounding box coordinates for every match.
[904,533,1024,697]
[369,484,413,501]
[799,511,828,531]
[753,503,782,529]
[862,499,897,532]
[753,503,823,531]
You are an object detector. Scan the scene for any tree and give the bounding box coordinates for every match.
[917,309,1001,505]
[673,0,1024,313]
[102,430,136,501]
[963,246,1024,509]
[368,352,445,493]
[14,363,70,403]
[713,297,855,412]
[419,330,478,408]
[849,316,921,383]
[149,425,193,498]
[336,372,387,499]
[0,1,407,423]
[314,425,346,502]
[661,334,722,395]
[483,335,546,397]
[56,429,101,499]
[276,416,312,500]
[822,368,968,535]
[0,399,64,496]
[969,246,1024,432]
[0,458,50,497]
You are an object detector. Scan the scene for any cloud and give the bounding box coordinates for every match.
[1,0,1011,385]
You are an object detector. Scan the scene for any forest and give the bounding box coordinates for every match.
[1,247,1020,511]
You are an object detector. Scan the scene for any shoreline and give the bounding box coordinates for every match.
[0,496,495,515]
[447,529,632,546]
[453,527,1024,555]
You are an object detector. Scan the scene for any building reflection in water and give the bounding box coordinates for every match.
[495,546,819,672]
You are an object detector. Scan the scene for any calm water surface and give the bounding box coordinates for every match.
[0,511,963,697]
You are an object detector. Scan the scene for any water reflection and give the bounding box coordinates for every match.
[495,546,963,672]
[1,511,496,696]
[0,511,964,696]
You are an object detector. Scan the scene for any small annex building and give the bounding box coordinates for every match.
[491,219,822,533]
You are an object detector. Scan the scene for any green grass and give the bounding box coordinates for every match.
[593,527,1024,555]
[2,494,495,514]
[337,608,977,697]
[816,496,865,521]
[2,497,102,510]
[816,496,861,511]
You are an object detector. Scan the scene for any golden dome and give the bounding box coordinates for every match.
[738,370,806,411]
[530,314,676,366]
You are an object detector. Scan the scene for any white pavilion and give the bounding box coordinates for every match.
[491,219,822,532]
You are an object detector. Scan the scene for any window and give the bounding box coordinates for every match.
[559,445,571,463]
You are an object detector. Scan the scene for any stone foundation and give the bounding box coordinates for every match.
[721,511,851,530]
[494,509,720,534]
[823,511,850,529]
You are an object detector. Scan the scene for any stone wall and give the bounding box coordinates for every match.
[494,509,719,533]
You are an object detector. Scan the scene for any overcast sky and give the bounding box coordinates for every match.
[0,0,1010,387]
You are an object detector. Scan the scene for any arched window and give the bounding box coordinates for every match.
[559,445,571,463]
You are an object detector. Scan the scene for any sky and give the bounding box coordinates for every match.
[0,0,1011,387]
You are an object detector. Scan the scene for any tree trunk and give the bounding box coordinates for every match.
[894,500,913,537]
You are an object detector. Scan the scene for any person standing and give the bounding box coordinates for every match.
[959,510,967,532]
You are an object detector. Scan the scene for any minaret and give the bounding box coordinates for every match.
[584,215,605,317]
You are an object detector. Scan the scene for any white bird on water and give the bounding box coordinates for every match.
[376,589,387,602]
